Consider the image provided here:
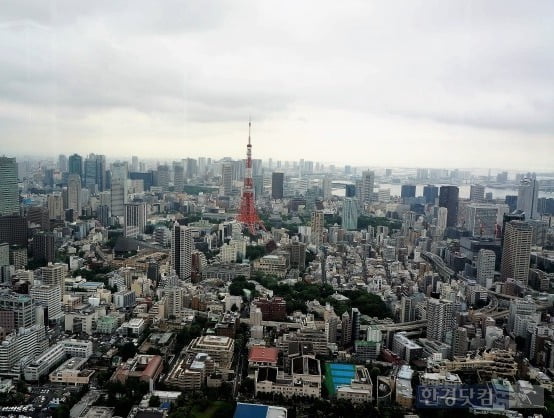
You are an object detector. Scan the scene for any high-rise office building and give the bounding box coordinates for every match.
[423,184,438,204]
[131,156,139,172]
[439,186,459,228]
[345,184,356,198]
[124,202,147,238]
[505,195,518,213]
[470,184,485,202]
[465,204,498,238]
[401,185,416,201]
[0,216,28,246]
[360,170,374,205]
[40,263,67,300]
[289,241,306,272]
[271,172,284,200]
[311,210,324,246]
[426,298,454,343]
[31,232,55,263]
[342,198,359,231]
[0,290,36,330]
[452,327,468,357]
[173,163,184,192]
[58,154,68,173]
[517,178,539,220]
[437,207,448,231]
[30,284,62,322]
[221,163,233,197]
[67,174,82,218]
[157,164,170,191]
[110,162,128,218]
[171,223,193,280]
[477,249,496,289]
[0,156,19,217]
[47,193,64,220]
[27,206,49,231]
[68,154,82,178]
[322,176,332,199]
[351,308,360,342]
[84,154,106,192]
[501,221,532,284]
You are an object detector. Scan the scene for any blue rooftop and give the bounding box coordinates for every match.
[234,403,269,418]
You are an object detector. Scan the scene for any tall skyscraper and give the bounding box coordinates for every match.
[345,184,356,198]
[57,154,68,173]
[68,154,82,178]
[32,232,55,263]
[84,154,106,192]
[517,178,539,220]
[426,298,454,343]
[30,284,62,322]
[221,163,233,196]
[40,263,67,300]
[0,157,19,217]
[311,210,324,246]
[477,249,496,289]
[157,164,170,191]
[470,184,485,202]
[400,185,416,201]
[452,327,468,357]
[173,162,184,192]
[501,221,532,284]
[350,308,360,342]
[465,204,498,238]
[322,176,332,199]
[360,170,375,205]
[110,162,128,218]
[124,202,147,238]
[171,223,193,280]
[271,172,284,200]
[439,185,459,228]
[131,156,139,172]
[423,184,438,204]
[342,198,359,230]
[66,174,82,218]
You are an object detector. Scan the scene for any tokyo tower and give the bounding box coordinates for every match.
[237,120,265,235]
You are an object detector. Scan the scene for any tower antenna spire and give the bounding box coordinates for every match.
[248,115,251,145]
[237,117,265,235]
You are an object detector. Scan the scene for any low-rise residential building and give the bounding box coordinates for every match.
[120,318,146,336]
[252,255,289,278]
[252,297,287,321]
[49,357,94,386]
[112,354,163,385]
[186,335,234,370]
[255,355,321,398]
[395,365,414,409]
[165,352,215,390]
[248,346,279,369]
[336,366,373,404]
[24,343,66,381]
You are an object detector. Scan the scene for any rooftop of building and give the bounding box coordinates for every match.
[234,403,287,418]
[249,346,279,364]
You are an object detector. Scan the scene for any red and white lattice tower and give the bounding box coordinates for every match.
[237,120,265,234]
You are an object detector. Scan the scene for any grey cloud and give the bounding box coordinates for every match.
[0,0,553,167]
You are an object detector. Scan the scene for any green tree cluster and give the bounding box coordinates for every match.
[228,276,256,298]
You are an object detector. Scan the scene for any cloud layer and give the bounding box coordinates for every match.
[1,1,553,169]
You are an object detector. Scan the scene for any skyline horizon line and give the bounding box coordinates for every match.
[5,151,554,175]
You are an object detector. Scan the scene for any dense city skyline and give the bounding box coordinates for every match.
[2,1,553,169]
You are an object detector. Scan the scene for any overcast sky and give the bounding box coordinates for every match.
[1,1,553,169]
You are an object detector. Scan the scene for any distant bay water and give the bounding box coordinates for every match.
[332,183,554,200]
